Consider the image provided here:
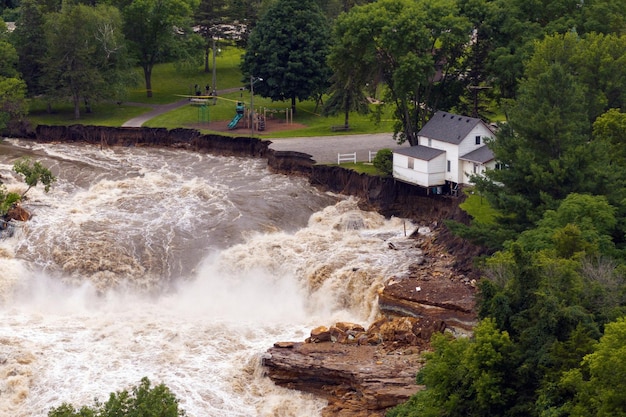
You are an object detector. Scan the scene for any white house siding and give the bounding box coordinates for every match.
[397,112,497,189]
[428,140,460,183]
[461,160,480,184]
[393,153,446,187]
[428,125,494,184]
[457,125,494,157]
[460,159,498,184]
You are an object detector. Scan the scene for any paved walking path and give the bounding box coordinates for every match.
[120,89,408,163]
[121,87,242,128]
[121,99,189,127]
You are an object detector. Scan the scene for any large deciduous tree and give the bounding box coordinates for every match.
[321,5,375,129]
[11,0,47,97]
[122,0,198,98]
[0,21,18,79]
[329,0,472,145]
[240,0,331,115]
[560,317,626,417]
[43,3,135,119]
[0,77,27,131]
[0,20,27,132]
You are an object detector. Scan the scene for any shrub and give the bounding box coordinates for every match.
[48,377,187,417]
[0,185,21,215]
[372,148,393,176]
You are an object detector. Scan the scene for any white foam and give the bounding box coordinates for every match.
[0,141,419,417]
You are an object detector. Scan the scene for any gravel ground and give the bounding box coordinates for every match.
[267,133,409,164]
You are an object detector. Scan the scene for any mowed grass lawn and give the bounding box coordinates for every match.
[27,46,396,137]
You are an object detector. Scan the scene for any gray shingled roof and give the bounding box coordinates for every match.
[418,111,489,145]
[460,146,494,164]
[394,145,446,161]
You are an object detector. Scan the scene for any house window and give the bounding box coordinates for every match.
[447,160,451,172]
[428,138,432,147]
[475,135,481,145]
[408,157,414,169]
[473,163,478,174]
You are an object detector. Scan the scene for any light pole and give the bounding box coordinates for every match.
[250,75,262,136]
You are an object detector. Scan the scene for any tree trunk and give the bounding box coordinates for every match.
[143,65,153,98]
[211,40,218,104]
[400,101,418,146]
[73,94,81,120]
[291,96,296,115]
[204,43,210,73]
[344,108,350,129]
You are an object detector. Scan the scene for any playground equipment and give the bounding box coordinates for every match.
[228,102,245,129]
[244,107,292,131]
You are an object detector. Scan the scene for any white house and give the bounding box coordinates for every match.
[392,111,496,192]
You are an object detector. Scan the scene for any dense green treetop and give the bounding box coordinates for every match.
[559,317,626,417]
[48,377,187,417]
[240,0,331,114]
[12,156,57,197]
[0,19,27,132]
[388,319,518,417]
[580,0,626,35]
[471,33,626,239]
[10,0,47,96]
[514,194,619,258]
[0,76,27,131]
[42,2,135,119]
[473,0,626,100]
[0,20,18,78]
[329,0,471,145]
[1,157,56,215]
[593,109,626,167]
[322,5,374,129]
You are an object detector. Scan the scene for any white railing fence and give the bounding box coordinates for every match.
[337,152,357,164]
[368,150,377,163]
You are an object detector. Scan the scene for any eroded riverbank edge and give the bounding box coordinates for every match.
[10,125,486,416]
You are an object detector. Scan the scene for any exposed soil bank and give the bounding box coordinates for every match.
[26,125,462,217]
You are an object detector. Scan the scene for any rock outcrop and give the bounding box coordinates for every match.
[263,316,446,417]
[262,227,480,416]
[379,231,478,334]
[5,204,31,222]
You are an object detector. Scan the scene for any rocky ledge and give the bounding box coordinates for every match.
[379,229,478,334]
[263,317,442,417]
[262,226,480,416]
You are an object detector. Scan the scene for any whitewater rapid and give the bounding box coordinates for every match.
[0,139,420,416]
